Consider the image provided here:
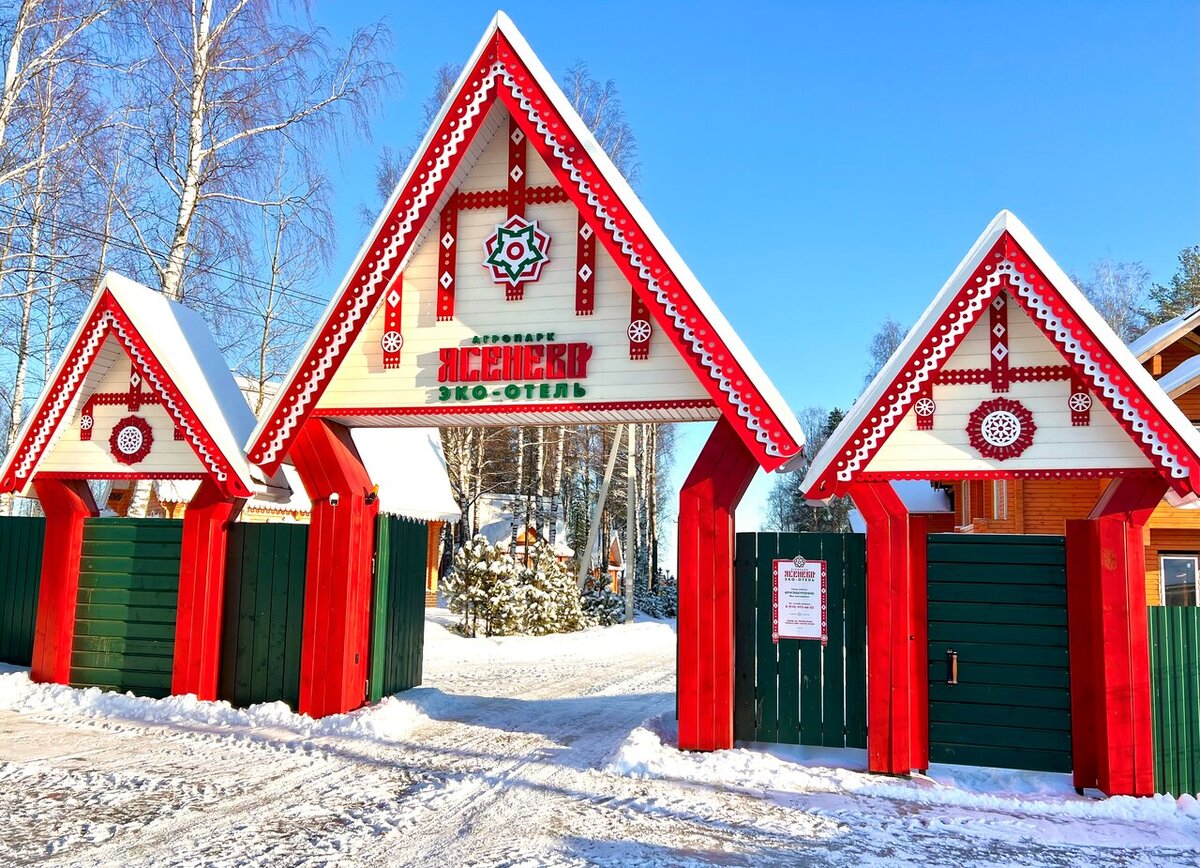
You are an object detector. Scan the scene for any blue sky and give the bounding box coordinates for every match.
[310,2,1199,540]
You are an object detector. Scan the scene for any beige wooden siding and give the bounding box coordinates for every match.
[38,347,206,477]
[867,295,1151,474]
[317,104,712,415]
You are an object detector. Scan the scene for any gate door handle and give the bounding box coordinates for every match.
[946,649,958,685]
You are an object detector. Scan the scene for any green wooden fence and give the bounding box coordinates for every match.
[0,516,45,666]
[369,514,428,702]
[71,518,183,697]
[219,522,308,709]
[1149,606,1200,797]
[734,532,867,748]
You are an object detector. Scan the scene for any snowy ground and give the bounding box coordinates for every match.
[0,611,1197,867]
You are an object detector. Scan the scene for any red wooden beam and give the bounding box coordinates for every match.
[290,418,379,718]
[172,478,240,700]
[1065,518,1100,793]
[29,478,97,684]
[677,417,758,751]
[847,481,922,775]
[1075,476,1167,796]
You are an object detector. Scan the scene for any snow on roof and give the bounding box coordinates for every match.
[801,211,1200,502]
[349,428,461,523]
[1128,304,1200,362]
[246,12,804,474]
[1157,355,1200,398]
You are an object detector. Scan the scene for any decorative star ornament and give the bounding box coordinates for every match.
[483,215,551,297]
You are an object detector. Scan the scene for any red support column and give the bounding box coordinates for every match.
[290,419,379,718]
[677,417,759,751]
[172,478,240,700]
[847,481,924,775]
[29,478,98,684]
[1071,475,1168,796]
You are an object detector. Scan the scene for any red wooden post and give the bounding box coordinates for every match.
[172,478,240,700]
[676,417,759,751]
[907,515,929,773]
[847,481,923,775]
[1079,476,1167,796]
[290,419,379,718]
[29,478,97,684]
[1065,518,1100,792]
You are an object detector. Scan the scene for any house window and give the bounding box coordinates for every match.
[992,480,1008,521]
[1161,554,1200,606]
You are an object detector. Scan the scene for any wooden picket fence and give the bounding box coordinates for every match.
[1149,606,1200,797]
[369,514,428,702]
[0,516,45,666]
[733,532,867,748]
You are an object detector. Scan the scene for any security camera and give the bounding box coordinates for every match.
[328,492,340,507]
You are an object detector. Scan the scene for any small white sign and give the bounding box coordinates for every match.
[772,557,827,645]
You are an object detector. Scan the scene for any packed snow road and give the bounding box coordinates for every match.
[0,612,1197,867]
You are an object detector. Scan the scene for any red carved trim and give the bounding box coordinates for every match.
[108,414,154,465]
[525,185,569,205]
[934,364,1073,386]
[437,192,458,322]
[966,396,1036,461]
[629,286,651,360]
[457,189,508,210]
[989,291,1010,392]
[913,388,935,431]
[507,115,525,218]
[37,471,206,481]
[857,468,1154,482]
[1070,376,1093,427]
[575,213,595,316]
[381,274,404,369]
[313,398,716,417]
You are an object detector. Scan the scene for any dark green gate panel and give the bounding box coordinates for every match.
[734,532,867,748]
[218,522,308,709]
[71,518,183,697]
[368,514,428,702]
[0,516,45,666]
[927,533,1071,773]
[1149,606,1200,797]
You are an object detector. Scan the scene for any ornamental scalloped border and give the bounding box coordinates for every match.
[856,468,1159,482]
[828,236,1194,489]
[312,398,718,417]
[1,293,245,495]
[248,33,798,471]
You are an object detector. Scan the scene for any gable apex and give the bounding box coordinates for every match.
[802,211,1200,502]
[246,13,805,474]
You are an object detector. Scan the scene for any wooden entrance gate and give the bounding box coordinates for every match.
[71,518,183,697]
[734,532,867,748]
[926,533,1071,773]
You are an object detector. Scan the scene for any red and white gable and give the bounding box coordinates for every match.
[0,273,278,499]
[802,211,1200,502]
[247,13,804,474]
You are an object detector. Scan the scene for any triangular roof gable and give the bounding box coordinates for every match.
[247,13,804,474]
[802,211,1200,501]
[0,273,258,498]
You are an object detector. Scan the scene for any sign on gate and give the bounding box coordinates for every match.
[772,556,827,645]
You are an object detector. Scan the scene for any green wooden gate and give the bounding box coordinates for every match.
[1149,606,1200,797]
[72,518,183,697]
[219,522,308,709]
[734,532,867,748]
[369,514,428,702]
[0,516,45,666]
[927,533,1071,773]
